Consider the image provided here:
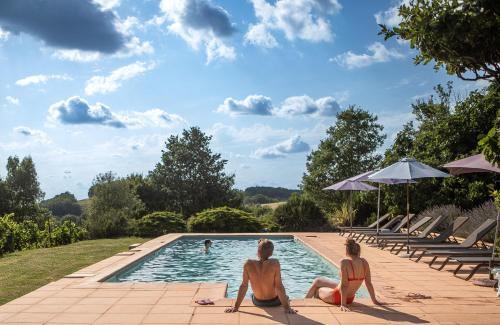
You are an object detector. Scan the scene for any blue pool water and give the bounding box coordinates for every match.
[107,236,369,299]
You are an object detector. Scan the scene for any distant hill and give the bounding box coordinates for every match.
[244,186,300,201]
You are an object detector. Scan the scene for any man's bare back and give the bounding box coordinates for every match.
[225,238,296,313]
[245,258,280,300]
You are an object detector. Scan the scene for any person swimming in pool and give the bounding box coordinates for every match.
[203,239,212,253]
[225,238,296,314]
[305,238,381,312]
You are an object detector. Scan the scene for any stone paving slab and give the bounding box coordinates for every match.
[0,233,498,324]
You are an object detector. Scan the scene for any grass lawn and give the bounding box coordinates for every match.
[0,237,145,305]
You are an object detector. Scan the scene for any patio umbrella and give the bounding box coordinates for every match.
[348,170,416,242]
[323,180,377,230]
[443,153,500,278]
[368,158,450,254]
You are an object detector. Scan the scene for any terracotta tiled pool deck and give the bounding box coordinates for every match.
[1,233,499,324]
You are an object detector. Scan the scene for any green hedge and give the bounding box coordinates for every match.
[0,214,87,256]
[187,207,262,232]
[273,194,326,231]
[131,211,186,237]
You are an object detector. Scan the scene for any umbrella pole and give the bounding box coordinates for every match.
[490,209,499,279]
[349,192,353,230]
[406,180,410,255]
[376,184,381,244]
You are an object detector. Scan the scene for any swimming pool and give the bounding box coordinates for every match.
[106,236,369,299]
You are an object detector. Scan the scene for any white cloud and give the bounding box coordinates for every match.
[13,126,51,144]
[273,95,340,117]
[374,0,409,28]
[210,123,293,144]
[254,135,310,159]
[48,96,184,129]
[156,0,237,64]
[52,49,102,62]
[245,0,341,48]
[5,96,20,105]
[85,61,155,95]
[0,27,9,41]
[217,94,341,117]
[15,74,72,86]
[332,42,404,69]
[117,108,186,129]
[217,95,274,116]
[93,0,121,11]
[244,23,278,48]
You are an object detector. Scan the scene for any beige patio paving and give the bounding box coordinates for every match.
[0,233,498,324]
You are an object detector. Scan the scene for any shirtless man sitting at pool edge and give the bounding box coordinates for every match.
[225,239,296,314]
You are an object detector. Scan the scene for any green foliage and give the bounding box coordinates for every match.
[85,172,145,238]
[272,194,326,231]
[145,127,237,217]
[329,202,353,227]
[187,207,262,232]
[85,209,130,239]
[131,211,186,237]
[243,194,277,205]
[479,106,500,166]
[301,106,385,213]
[41,192,82,218]
[4,156,44,221]
[244,187,299,201]
[380,0,500,82]
[0,214,87,256]
[382,82,499,214]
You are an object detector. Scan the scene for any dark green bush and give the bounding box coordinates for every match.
[132,211,186,237]
[85,209,129,238]
[187,207,262,232]
[273,194,326,231]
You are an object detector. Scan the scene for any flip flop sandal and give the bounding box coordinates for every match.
[195,298,214,305]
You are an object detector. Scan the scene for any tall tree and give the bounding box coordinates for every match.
[301,106,385,213]
[146,127,237,217]
[379,0,500,82]
[86,172,144,238]
[5,156,44,221]
[382,83,499,213]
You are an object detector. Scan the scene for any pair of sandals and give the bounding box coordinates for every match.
[195,298,214,305]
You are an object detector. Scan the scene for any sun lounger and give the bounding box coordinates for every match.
[451,256,500,280]
[390,216,469,255]
[409,218,497,262]
[347,215,403,239]
[362,214,418,243]
[378,215,445,249]
[372,216,431,239]
[339,213,390,235]
[426,248,493,270]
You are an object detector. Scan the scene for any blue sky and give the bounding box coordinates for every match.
[0,0,488,199]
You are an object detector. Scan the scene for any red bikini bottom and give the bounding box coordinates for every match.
[330,288,354,305]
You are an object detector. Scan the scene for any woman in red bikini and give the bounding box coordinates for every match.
[305,238,381,311]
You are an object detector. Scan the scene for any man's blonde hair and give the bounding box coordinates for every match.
[258,238,274,260]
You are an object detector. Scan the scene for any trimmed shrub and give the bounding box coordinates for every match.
[187,207,262,232]
[132,211,186,237]
[273,194,326,231]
